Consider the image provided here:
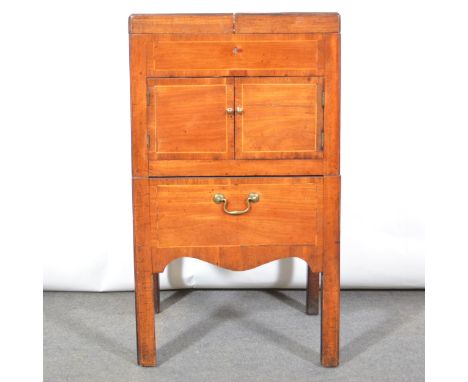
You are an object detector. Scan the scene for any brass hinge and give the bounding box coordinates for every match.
[320,130,324,150]
[321,90,325,108]
[146,132,150,147]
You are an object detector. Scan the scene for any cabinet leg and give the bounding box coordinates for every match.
[306,268,320,315]
[320,271,340,367]
[133,178,156,366]
[320,176,340,367]
[135,269,156,366]
[153,273,160,314]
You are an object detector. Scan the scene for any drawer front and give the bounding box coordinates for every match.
[149,177,323,248]
[148,38,322,73]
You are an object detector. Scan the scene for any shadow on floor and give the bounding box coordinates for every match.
[264,290,306,313]
[238,317,321,366]
[340,293,424,364]
[45,309,135,365]
[160,290,191,312]
[158,306,242,365]
[45,290,424,371]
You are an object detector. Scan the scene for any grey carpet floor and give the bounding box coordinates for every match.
[44,290,424,382]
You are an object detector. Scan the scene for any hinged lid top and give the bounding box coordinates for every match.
[129,13,340,34]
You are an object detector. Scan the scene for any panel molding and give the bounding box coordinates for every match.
[235,77,324,160]
[147,77,234,161]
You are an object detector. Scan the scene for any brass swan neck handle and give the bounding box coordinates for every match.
[212,192,260,215]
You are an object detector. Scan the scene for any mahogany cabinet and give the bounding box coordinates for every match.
[129,13,341,367]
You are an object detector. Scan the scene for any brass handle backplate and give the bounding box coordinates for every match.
[236,106,244,114]
[213,192,260,215]
[226,107,234,115]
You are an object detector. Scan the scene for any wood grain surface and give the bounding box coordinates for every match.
[129,34,149,177]
[129,14,234,34]
[132,178,156,366]
[323,33,341,175]
[321,175,340,367]
[235,13,340,34]
[129,13,340,34]
[147,77,234,161]
[147,35,322,73]
[149,177,323,273]
[129,13,341,368]
[148,159,325,177]
[235,77,324,160]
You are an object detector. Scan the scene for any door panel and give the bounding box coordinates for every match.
[235,77,324,159]
[147,78,234,161]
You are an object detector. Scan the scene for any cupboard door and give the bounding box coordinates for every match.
[147,78,234,160]
[235,77,324,159]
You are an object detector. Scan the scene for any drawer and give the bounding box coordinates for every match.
[148,37,323,74]
[149,177,323,249]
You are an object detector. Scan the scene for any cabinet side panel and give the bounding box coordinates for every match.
[130,34,149,177]
[323,33,340,175]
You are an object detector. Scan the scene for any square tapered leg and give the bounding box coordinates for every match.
[306,268,320,315]
[320,176,340,367]
[135,270,156,366]
[133,179,157,366]
[153,273,160,314]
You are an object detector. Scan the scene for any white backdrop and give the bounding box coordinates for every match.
[20,0,443,290]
